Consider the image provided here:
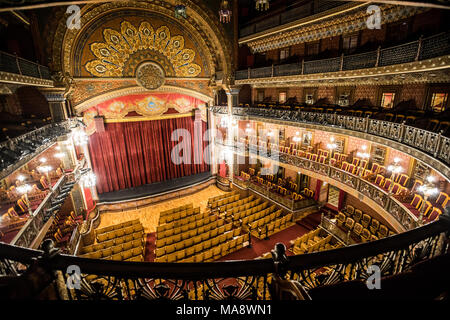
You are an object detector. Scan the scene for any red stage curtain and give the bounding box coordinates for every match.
[88,117,209,194]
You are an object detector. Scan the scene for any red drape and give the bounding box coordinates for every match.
[88,117,209,194]
[338,190,346,210]
[314,180,322,201]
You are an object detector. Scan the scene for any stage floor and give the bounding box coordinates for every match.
[98,171,212,203]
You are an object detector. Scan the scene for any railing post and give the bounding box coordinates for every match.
[416,35,423,61]
[37,63,42,79]
[15,53,22,75]
[340,53,344,71]
[365,115,370,133]
[271,243,288,279]
[375,46,381,67]
[248,67,250,79]
[435,133,442,158]
[301,59,304,75]
[398,121,405,143]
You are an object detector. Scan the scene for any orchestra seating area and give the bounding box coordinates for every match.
[45,210,83,250]
[79,219,145,261]
[336,205,395,242]
[154,202,248,262]
[289,228,342,255]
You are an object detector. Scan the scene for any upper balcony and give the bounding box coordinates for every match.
[236,33,450,85]
[239,0,349,39]
[0,50,53,87]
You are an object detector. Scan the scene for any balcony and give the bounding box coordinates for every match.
[0,51,53,87]
[239,1,348,38]
[0,120,73,181]
[211,106,450,180]
[235,33,450,81]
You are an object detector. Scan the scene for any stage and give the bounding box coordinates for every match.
[98,171,213,203]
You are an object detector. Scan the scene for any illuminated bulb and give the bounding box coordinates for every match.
[17,175,25,182]
[40,157,47,163]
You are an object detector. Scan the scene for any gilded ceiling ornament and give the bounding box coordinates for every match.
[85,20,202,78]
[136,62,166,90]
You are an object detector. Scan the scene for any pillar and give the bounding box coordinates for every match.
[39,87,69,122]
[225,86,240,182]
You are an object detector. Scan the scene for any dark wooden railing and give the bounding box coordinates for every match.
[0,50,51,80]
[0,213,448,300]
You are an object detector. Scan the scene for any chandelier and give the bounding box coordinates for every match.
[255,0,269,11]
[219,0,232,23]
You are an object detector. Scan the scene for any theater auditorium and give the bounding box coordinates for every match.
[0,0,449,301]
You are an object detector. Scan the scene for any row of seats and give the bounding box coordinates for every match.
[236,204,276,226]
[156,211,211,233]
[81,239,144,262]
[408,193,446,222]
[290,228,341,255]
[155,234,250,263]
[156,218,227,248]
[207,191,239,208]
[81,230,144,254]
[155,221,239,257]
[155,226,242,261]
[95,219,140,237]
[159,203,193,218]
[96,223,144,243]
[157,214,219,240]
[209,193,240,211]
[336,206,394,241]
[159,206,200,225]
[224,198,264,220]
[217,195,255,214]
[251,213,294,239]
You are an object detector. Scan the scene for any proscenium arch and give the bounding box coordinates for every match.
[74,85,214,115]
[53,0,231,79]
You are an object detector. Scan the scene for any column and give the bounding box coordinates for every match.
[39,87,69,122]
[225,86,240,183]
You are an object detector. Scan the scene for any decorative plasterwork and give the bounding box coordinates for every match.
[50,0,231,80]
[243,4,425,53]
[74,85,213,114]
[135,62,166,90]
[0,71,54,87]
[236,56,450,88]
[84,20,202,78]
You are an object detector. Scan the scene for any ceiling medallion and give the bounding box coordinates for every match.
[136,62,165,90]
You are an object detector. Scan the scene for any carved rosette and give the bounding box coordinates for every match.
[136,62,166,90]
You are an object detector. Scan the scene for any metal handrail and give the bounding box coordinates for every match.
[237,32,450,79]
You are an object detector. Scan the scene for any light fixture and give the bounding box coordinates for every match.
[245,123,252,133]
[174,4,187,19]
[417,176,439,223]
[293,131,301,142]
[387,158,403,177]
[72,129,88,146]
[38,165,53,192]
[255,0,269,11]
[356,145,370,159]
[17,175,25,182]
[219,0,232,23]
[40,157,47,163]
[17,184,33,215]
[81,172,97,188]
[54,153,65,158]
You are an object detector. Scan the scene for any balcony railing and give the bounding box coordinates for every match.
[10,160,85,249]
[0,213,448,300]
[210,106,450,174]
[239,1,345,38]
[236,33,450,80]
[0,50,51,80]
[0,120,73,180]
